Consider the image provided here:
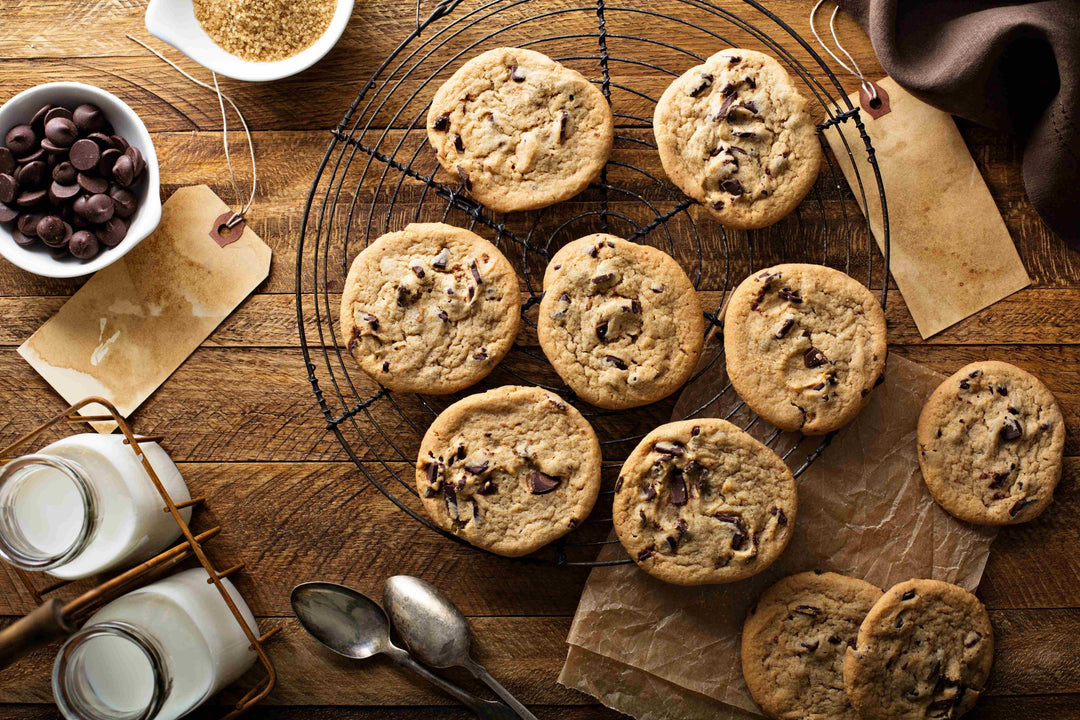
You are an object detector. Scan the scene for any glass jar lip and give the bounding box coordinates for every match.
[53,620,170,720]
[0,453,97,570]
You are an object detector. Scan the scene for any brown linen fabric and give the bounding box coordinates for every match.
[839,0,1080,250]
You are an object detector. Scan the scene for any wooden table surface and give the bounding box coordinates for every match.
[0,1,1078,718]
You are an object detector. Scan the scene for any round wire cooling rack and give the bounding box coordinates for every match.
[296,0,891,567]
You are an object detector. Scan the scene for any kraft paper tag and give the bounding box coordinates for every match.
[19,185,271,432]
[824,77,1030,338]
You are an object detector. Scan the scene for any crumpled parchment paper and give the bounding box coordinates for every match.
[559,352,997,719]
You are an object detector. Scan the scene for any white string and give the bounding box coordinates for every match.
[125,35,257,228]
[809,0,877,102]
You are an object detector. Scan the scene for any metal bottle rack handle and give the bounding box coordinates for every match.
[0,397,279,720]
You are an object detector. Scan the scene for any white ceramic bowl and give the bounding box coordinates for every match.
[145,0,355,82]
[0,83,161,279]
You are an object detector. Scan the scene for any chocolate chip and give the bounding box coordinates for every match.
[36,215,67,247]
[432,114,450,131]
[49,181,80,203]
[0,174,17,204]
[44,117,78,147]
[964,631,982,648]
[437,308,449,322]
[16,161,48,190]
[594,320,609,342]
[68,230,99,259]
[895,612,905,628]
[794,605,821,617]
[637,546,656,562]
[453,134,464,152]
[1009,497,1036,517]
[665,535,679,552]
[676,518,688,534]
[654,441,684,457]
[11,229,33,246]
[688,73,713,97]
[478,480,498,495]
[455,165,471,189]
[719,178,744,196]
[590,272,615,285]
[509,65,526,82]
[83,193,114,224]
[902,589,916,600]
[691,425,701,437]
[800,641,819,652]
[828,635,842,645]
[69,138,101,172]
[668,470,687,506]
[733,130,757,138]
[614,476,624,493]
[71,103,106,134]
[999,417,1022,441]
[77,173,108,195]
[804,347,828,368]
[769,506,788,525]
[604,355,627,370]
[5,125,36,156]
[996,384,1008,396]
[473,348,487,361]
[775,318,794,338]
[778,287,802,303]
[16,189,47,207]
[52,161,76,185]
[958,379,970,390]
[381,361,390,372]
[112,154,136,187]
[558,111,569,143]
[468,258,482,284]
[95,217,127,247]
[409,264,425,279]
[642,484,657,500]
[528,470,560,494]
[711,200,725,211]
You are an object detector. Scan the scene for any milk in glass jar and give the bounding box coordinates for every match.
[0,434,191,579]
[52,568,259,720]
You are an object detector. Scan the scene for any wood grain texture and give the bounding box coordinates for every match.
[0,0,1077,718]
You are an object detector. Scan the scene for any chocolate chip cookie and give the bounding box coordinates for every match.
[742,571,883,720]
[427,47,613,213]
[654,48,822,229]
[724,264,887,435]
[612,418,797,585]
[917,360,1065,525]
[538,234,704,409]
[415,385,602,557]
[340,223,521,394]
[844,579,994,720]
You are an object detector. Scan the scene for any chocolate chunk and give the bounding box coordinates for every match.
[804,347,828,368]
[654,441,684,457]
[958,379,970,390]
[711,200,725,211]
[95,217,127,247]
[432,114,450,131]
[690,425,701,437]
[437,308,449,322]
[733,130,756,138]
[902,589,916,601]
[728,55,741,64]
[715,93,737,121]
[794,604,821,616]
[381,361,390,372]
[424,460,440,486]
[894,612,905,628]
[558,111,569,143]
[478,480,498,495]
[44,117,78,147]
[999,417,1022,441]
[473,348,487,361]
[464,461,489,475]
[614,476,624,493]
[528,470,560,494]
[688,73,713,97]
[1007,406,1020,415]
[828,635,842,645]
[721,83,736,97]
[637,546,656,562]
[453,134,464,152]
[775,318,794,338]
[666,535,679,553]
[595,320,609,342]
[668,470,687,506]
[676,518,688,534]
[800,641,819,652]
[509,65,526,82]
[1009,497,1036,517]
[455,165,471,189]
[778,286,802,303]
[642,484,657,500]
[587,245,598,258]
[996,384,1008,396]
[410,264,425,279]
[769,506,787,525]
[68,230,99,259]
[5,125,36,156]
[423,485,438,498]
[719,178,744,196]
[741,100,758,114]
[986,470,1010,488]
[358,311,379,330]
[469,258,482,284]
[604,355,627,370]
[590,272,615,284]
[964,631,982,648]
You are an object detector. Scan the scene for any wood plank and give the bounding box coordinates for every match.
[0,609,1076,706]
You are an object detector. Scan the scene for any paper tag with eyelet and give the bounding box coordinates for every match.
[210,211,246,248]
[860,81,891,119]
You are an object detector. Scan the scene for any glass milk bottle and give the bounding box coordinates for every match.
[0,434,191,579]
[52,568,259,720]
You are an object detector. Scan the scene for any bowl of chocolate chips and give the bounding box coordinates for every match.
[0,82,160,278]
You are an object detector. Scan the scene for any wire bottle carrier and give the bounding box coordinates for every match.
[297,0,890,567]
[0,397,278,719]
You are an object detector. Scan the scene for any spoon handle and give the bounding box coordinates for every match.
[387,648,517,720]
[465,657,541,720]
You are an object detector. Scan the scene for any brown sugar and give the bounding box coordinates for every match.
[193,0,337,63]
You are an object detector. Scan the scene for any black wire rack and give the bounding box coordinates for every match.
[296,0,890,567]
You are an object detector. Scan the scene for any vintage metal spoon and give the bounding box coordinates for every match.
[290,582,518,720]
[383,575,540,720]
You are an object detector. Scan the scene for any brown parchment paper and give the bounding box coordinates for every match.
[824,77,1029,339]
[19,185,271,432]
[559,353,998,718]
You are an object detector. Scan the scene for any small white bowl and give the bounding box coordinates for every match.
[0,83,161,279]
[145,0,355,83]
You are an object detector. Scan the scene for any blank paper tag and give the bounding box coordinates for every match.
[824,77,1030,338]
[19,185,271,431]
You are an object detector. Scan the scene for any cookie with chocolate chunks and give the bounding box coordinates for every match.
[538,234,704,409]
[340,223,521,394]
[415,385,602,557]
[917,360,1064,525]
[426,47,613,212]
[654,48,822,229]
[724,263,887,434]
[742,571,882,720]
[612,418,796,585]
[844,579,994,720]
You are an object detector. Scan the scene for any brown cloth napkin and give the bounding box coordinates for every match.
[838,0,1080,250]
